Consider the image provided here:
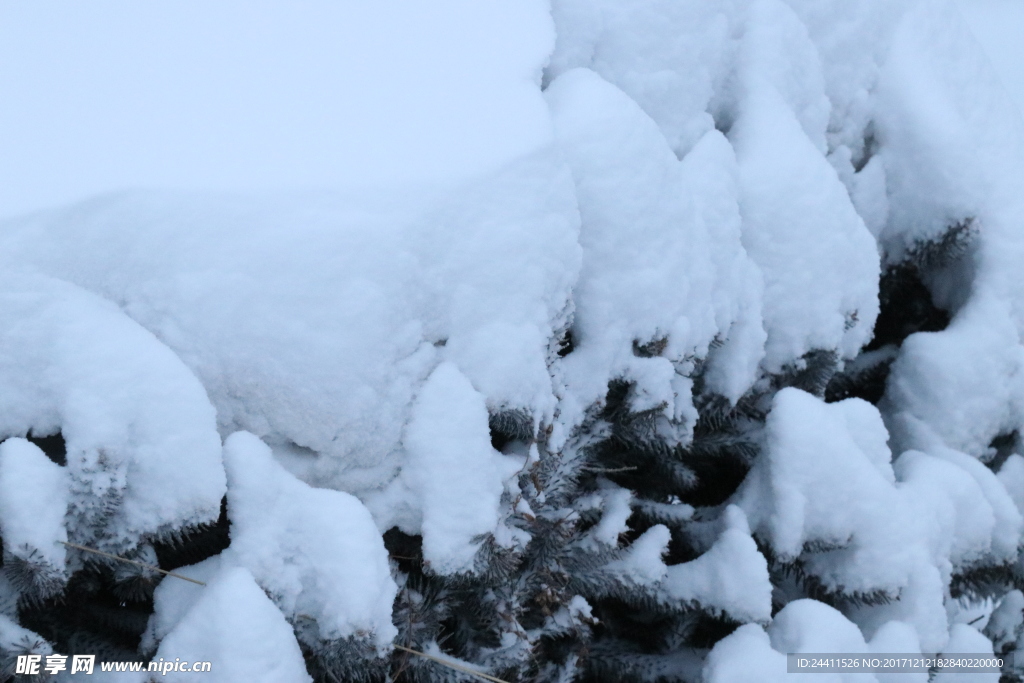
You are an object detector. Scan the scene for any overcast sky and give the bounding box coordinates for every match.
[0,1,1020,220]
[0,0,553,219]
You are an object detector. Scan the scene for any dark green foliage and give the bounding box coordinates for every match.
[764,550,896,614]
[902,218,977,272]
[987,432,1021,472]
[19,560,150,663]
[383,446,604,681]
[3,547,65,606]
[152,497,230,571]
[0,626,50,683]
[825,346,897,404]
[868,262,951,350]
[556,329,575,359]
[950,562,1024,602]
[593,380,761,509]
[866,220,975,354]
[489,409,535,452]
[25,432,66,468]
[1,214,1000,682]
[773,350,840,398]
[6,489,228,674]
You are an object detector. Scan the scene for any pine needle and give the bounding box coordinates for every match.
[392,644,511,683]
[59,541,207,586]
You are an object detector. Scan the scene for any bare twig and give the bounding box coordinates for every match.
[392,644,510,683]
[59,541,206,586]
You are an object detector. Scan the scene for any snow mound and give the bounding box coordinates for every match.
[730,47,879,369]
[933,623,999,683]
[737,389,906,576]
[703,624,789,683]
[769,599,878,683]
[869,621,927,683]
[0,152,580,497]
[0,273,224,552]
[547,67,765,439]
[547,68,717,428]
[0,438,68,582]
[142,555,223,655]
[222,431,397,648]
[385,363,522,574]
[661,506,772,623]
[737,388,1022,651]
[151,565,312,683]
[547,0,729,158]
[740,389,1020,579]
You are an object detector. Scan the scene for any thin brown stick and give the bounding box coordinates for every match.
[579,465,638,473]
[59,541,206,586]
[391,644,510,683]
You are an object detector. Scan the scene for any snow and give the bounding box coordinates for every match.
[737,389,902,567]
[141,555,224,655]
[736,388,1024,651]
[869,621,927,683]
[0,0,556,218]
[883,294,1024,460]
[608,525,671,586]
[221,431,397,648]
[769,599,877,683]
[730,61,879,370]
[590,485,634,547]
[378,362,522,574]
[997,454,1024,516]
[0,273,224,552]
[0,613,51,682]
[0,155,580,497]
[0,0,1022,672]
[151,566,312,683]
[660,506,772,623]
[933,623,999,683]
[546,67,765,437]
[547,0,728,159]
[546,68,717,428]
[781,0,911,158]
[0,438,68,573]
[985,589,1024,653]
[703,624,789,683]
[679,131,766,403]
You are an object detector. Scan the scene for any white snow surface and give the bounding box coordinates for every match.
[0,438,68,572]
[660,506,772,623]
[547,68,764,434]
[151,565,312,683]
[703,624,789,683]
[376,362,523,574]
[0,0,1022,666]
[874,1,1024,483]
[729,12,880,369]
[933,623,999,683]
[142,555,224,655]
[737,389,1023,651]
[0,157,579,498]
[869,621,927,683]
[770,600,879,683]
[222,431,397,648]
[0,273,224,552]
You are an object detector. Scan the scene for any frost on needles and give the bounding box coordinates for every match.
[3,0,1024,681]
